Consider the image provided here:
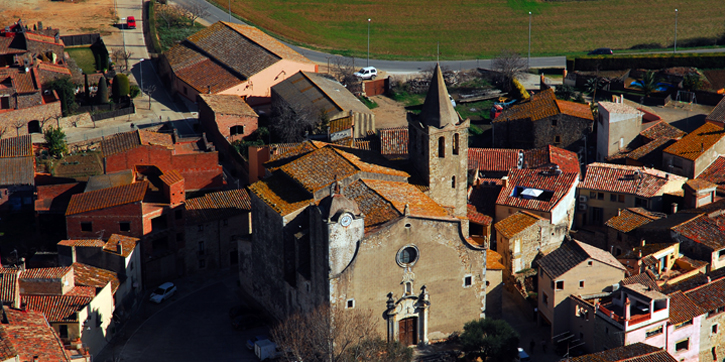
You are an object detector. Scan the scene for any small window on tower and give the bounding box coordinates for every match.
[438,137,445,158]
[464,275,472,287]
[346,299,355,309]
[453,133,460,155]
[451,176,456,188]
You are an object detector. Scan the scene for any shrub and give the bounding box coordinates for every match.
[555,84,575,101]
[96,78,109,104]
[47,77,78,116]
[112,74,130,102]
[44,126,68,158]
[130,84,141,98]
[511,78,530,100]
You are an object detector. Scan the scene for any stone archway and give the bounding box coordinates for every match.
[384,285,430,345]
[27,120,41,134]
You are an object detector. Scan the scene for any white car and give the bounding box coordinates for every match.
[149,282,177,303]
[517,347,531,362]
[354,66,377,80]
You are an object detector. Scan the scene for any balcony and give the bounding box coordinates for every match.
[596,303,652,329]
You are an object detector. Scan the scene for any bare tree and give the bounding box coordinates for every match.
[121,49,134,73]
[157,4,187,28]
[143,84,157,110]
[329,56,362,94]
[12,120,26,137]
[271,304,411,362]
[269,102,318,143]
[491,49,528,92]
[39,115,54,133]
[0,125,7,138]
[183,3,210,25]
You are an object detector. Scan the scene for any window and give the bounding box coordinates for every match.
[713,324,719,334]
[675,320,692,329]
[346,299,355,309]
[438,137,445,158]
[579,280,585,288]
[453,133,460,155]
[176,233,183,241]
[198,241,205,256]
[59,325,68,339]
[230,125,245,136]
[597,192,604,200]
[451,176,456,188]
[590,191,596,199]
[198,259,205,268]
[610,194,617,202]
[551,119,557,126]
[397,246,419,266]
[645,325,663,338]
[618,195,625,203]
[587,261,593,266]
[556,280,564,290]
[543,293,548,306]
[675,338,689,352]
[0,97,10,109]
[464,275,472,287]
[719,249,725,259]
[183,87,188,95]
[198,224,203,232]
[405,282,412,294]
[81,222,92,232]
[554,135,561,145]
[617,232,622,241]
[119,222,131,232]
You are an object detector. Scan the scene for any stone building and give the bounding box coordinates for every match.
[197,94,259,155]
[494,211,560,284]
[604,208,663,257]
[492,88,593,150]
[596,101,643,162]
[663,122,725,178]
[672,212,725,271]
[685,277,725,362]
[243,65,487,345]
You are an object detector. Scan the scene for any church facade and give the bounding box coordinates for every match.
[241,65,486,344]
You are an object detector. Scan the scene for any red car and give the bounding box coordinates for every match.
[126,16,136,29]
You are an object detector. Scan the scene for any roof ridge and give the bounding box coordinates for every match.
[300,71,344,114]
[359,178,403,216]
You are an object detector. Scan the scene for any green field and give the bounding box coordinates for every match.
[66,47,98,74]
[211,0,725,59]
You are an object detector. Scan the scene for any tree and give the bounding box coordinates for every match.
[112,74,130,103]
[329,56,362,94]
[491,49,528,92]
[96,78,109,104]
[44,126,68,158]
[112,49,133,72]
[47,77,78,116]
[460,318,520,362]
[271,304,412,362]
[143,83,157,109]
[683,73,705,91]
[554,84,575,101]
[631,70,658,98]
[183,2,210,25]
[269,102,317,143]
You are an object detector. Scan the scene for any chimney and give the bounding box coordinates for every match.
[624,297,631,320]
[617,208,622,216]
[54,33,59,43]
[671,202,678,214]
[707,276,712,283]
[620,94,624,103]
[117,242,122,255]
[207,85,211,94]
[33,356,38,362]
[501,176,509,188]
[563,69,567,79]
[640,239,646,247]
[638,250,642,259]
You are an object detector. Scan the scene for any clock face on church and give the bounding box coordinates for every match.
[340,214,353,227]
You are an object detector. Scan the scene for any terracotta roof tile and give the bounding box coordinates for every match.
[354,139,371,150]
[663,122,725,161]
[684,178,717,192]
[198,94,257,117]
[524,145,581,174]
[0,269,19,304]
[486,250,505,270]
[571,343,675,362]
[72,263,120,294]
[35,182,84,213]
[159,170,184,186]
[57,239,106,248]
[185,189,251,224]
[379,127,408,156]
[329,117,354,134]
[579,163,685,198]
[19,267,71,280]
[0,157,34,186]
[103,234,139,258]
[496,168,578,212]
[101,131,141,157]
[0,135,32,157]
[467,204,493,226]
[494,89,593,124]
[685,277,725,312]
[363,179,449,219]
[1,307,70,362]
[265,140,325,167]
[537,239,625,279]
[138,130,174,147]
[468,148,521,172]
[706,96,725,124]
[621,271,660,292]
[174,58,245,93]
[66,181,147,215]
[12,71,38,94]
[495,211,543,239]
[222,22,311,65]
[341,179,401,228]
[639,121,686,141]
[164,42,207,71]
[599,101,640,115]
[249,173,313,215]
[619,137,677,163]
[21,293,93,322]
[698,156,725,193]
[605,208,662,233]
[672,213,725,251]
[667,290,705,325]
[556,99,594,120]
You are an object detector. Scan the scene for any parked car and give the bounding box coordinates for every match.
[149,282,177,303]
[587,48,612,55]
[246,335,268,350]
[354,66,377,80]
[126,16,136,29]
[517,347,531,362]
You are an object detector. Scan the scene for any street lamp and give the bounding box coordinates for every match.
[528,12,532,68]
[139,58,144,93]
[674,9,678,53]
[229,0,232,22]
[367,18,371,67]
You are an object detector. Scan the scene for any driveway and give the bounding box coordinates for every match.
[101,270,269,362]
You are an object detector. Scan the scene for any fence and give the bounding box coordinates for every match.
[60,33,101,46]
[91,103,135,122]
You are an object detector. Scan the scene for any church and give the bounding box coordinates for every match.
[242,65,487,344]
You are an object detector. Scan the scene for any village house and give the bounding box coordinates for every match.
[697,156,725,195]
[596,101,643,162]
[494,211,559,285]
[0,135,35,211]
[197,94,259,156]
[184,189,251,274]
[672,212,725,272]
[685,276,725,361]
[159,21,316,106]
[492,88,593,150]
[662,122,725,178]
[576,163,686,228]
[604,207,663,256]
[682,178,717,209]
[535,238,626,338]
[0,306,84,362]
[243,65,488,345]
[271,71,375,139]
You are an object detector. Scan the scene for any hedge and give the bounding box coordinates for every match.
[148,0,162,54]
[569,53,725,71]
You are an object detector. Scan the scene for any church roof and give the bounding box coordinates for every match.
[420,64,461,128]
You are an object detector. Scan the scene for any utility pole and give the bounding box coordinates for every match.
[674,9,678,53]
[367,18,371,67]
[528,12,532,68]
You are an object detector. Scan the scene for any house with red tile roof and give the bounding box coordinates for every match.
[100,130,224,192]
[197,94,259,158]
[568,342,677,362]
[577,163,686,228]
[606,120,686,168]
[185,189,251,274]
[0,135,35,211]
[684,277,725,360]
[604,208,664,257]
[244,66,487,345]
[2,263,117,359]
[57,234,142,309]
[697,155,725,195]
[0,306,75,362]
[672,212,725,272]
[495,166,579,245]
[663,122,725,178]
[492,88,593,151]
[159,21,316,105]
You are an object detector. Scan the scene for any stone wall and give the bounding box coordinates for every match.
[494,115,591,151]
[0,100,62,138]
[183,212,249,274]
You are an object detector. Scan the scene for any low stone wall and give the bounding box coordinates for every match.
[0,102,62,138]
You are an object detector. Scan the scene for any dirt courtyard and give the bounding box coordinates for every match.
[0,0,117,35]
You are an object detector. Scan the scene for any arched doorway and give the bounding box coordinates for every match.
[27,120,41,134]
